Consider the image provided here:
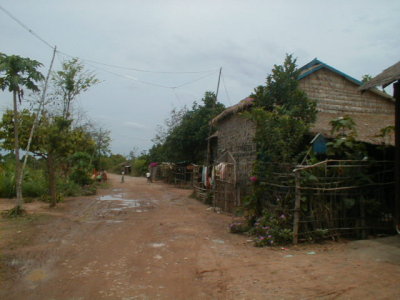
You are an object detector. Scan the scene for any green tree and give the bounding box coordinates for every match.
[89,127,111,170]
[249,54,316,166]
[51,58,99,119]
[245,54,317,217]
[42,58,99,206]
[1,58,99,207]
[252,54,316,124]
[0,53,44,214]
[0,110,97,206]
[153,91,225,163]
[327,116,367,159]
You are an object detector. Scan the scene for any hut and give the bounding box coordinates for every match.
[210,59,396,213]
[210,97,257,211]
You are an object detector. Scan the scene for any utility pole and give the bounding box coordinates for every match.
[206,67,222,165]
[215,67,222,100]
[19,47,57,209]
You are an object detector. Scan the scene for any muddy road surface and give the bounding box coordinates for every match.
[1,174,400,299]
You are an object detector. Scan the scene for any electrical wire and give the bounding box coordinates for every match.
[76,54,219,90]
[58,50,218,74]
[1,5,218,75]
[1,4,222,102]
[171,88,182,106]
[0,4,55,50]
[221,72,232,105]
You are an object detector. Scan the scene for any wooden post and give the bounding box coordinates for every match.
[394,80,400,228]
[293,171,301,244]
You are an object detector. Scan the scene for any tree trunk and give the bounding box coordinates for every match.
[13,91,23,209]
[47,153,57,208]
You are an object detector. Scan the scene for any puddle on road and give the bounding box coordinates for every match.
[99,193,156,213]
[100,194,142,209]
[106,220,124,224]
[150,243,166,248]
[99,194,126,201]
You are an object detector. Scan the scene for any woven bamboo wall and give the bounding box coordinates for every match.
[216,114,256,184]
[299,68,394,114]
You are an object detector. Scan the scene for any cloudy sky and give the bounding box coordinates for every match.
[1,0,399,155]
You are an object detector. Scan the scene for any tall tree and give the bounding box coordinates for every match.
[151,91,225,163]
[44,58,99,206]
[0,53,44,214]
[245,54,317,216]
[51,58,99,119]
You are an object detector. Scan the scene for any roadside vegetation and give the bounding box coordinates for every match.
[0,52,111,215]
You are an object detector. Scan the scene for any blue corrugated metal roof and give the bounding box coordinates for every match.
[298,58,363,85]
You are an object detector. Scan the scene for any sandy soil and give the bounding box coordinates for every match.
[0,174,399,300]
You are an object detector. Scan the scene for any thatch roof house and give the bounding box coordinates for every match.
[212,59,395,151]
[209,59,396,212]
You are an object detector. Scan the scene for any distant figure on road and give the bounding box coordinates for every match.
[148,162,158,183]
[121,171,125,183]
[146,172,151,183]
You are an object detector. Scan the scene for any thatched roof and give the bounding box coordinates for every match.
[211,97,254,125]
[312,112,395,146]
[360,61,400,90]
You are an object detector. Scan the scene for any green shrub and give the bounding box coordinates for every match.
[133,158,148,176]
[57,180,81,197]
[69,152,93,186]
[248,210,293,246]
[0,161,16,198]
[22,168,48,197]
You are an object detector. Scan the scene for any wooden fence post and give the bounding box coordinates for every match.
[293,171,301,244]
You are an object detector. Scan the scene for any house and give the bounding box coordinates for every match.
[299,59,395,145]
[209,59,396,212]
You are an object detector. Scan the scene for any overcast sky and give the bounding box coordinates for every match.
[1,0,399,155]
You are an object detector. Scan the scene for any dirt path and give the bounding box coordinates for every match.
[1,174,400,299]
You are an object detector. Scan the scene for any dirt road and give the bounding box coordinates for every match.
[1,174,400,299]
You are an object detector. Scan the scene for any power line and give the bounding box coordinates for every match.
[1,5,217,75]
[221,72,232,105]
[172,71,218,89]
[0,4,55,50]
[1,4,220,91]
[58,50,218,74]
[76,54,219,90]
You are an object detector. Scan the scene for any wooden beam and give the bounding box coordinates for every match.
[393,80,400,227]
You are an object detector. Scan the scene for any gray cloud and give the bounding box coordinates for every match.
[1,0,400,154]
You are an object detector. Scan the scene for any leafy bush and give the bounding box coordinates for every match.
[248,210,293,246]
[57,180,82,197]
[0,162,47,198]
[0,163,15,198]
[133,158,148,176]
[22,168,48,197]
[69,152,93,186]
